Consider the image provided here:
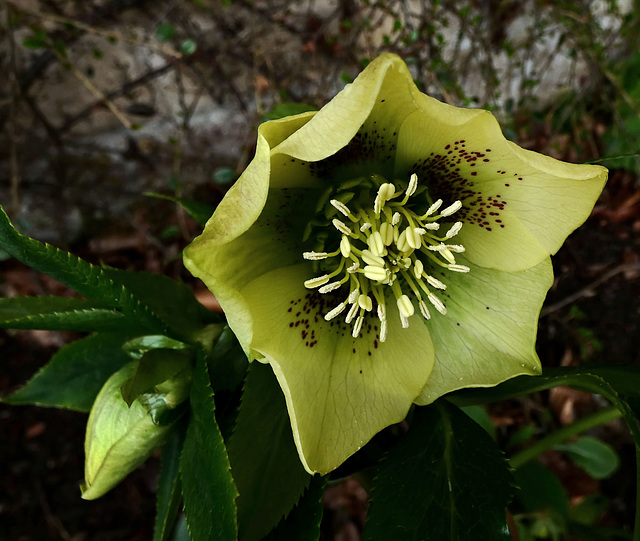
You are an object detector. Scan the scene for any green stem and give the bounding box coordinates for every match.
[509,406,622,470]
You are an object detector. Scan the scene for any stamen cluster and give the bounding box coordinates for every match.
[303,174,469,341]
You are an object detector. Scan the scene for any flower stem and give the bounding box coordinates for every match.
[509,406,622,470]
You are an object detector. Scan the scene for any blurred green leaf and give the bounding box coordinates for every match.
[569,493,609,526]
[145,192,214,227]
[262,103,316,122]
[156,23,176,42]
[180,354,237,541]
[22,31,48,50]
[514,461,570,516]
[363,401,514,541]
[555,436,620,480]
[507,425,536,450]
[3,331,137,411]
[228,362,310,541]
[180,40,197,55]
[212,167,237,186]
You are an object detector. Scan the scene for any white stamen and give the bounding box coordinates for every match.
[358,294,373,312]
[330,199,352,217]
[303,251,329,260]
[396,229,409,253]
[304,275,330,288]
[428,292,447,315]
[425,199,443,217]
[426,275,447,290]
[423,223,440,230]
[348,289,359,303]
[332,218,353,236]
[377,303,386,322]
[392,212,401,226]
[352,315,364,338]
[319,281,342,294]
[361,249,385,267]
[367,231,385,257]
[448,264,470,273]
[340,235,351,258]
[445,244,466,253]
[380,319,388,342]
[345,302,359,324]
[413,259,424,279]
[379,222,394,246]
[400,314,410,328]
[445,222,463,239]
[406,173,418,197]
[419,299,431,319]
[397,295,415,318]
[405,227,421,250]
[325,303,346,321]
[363,265,388,283]
[360,222,372,232]
[440,200,462,217]
[347,262,360,273]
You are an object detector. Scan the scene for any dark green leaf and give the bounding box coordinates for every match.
[263,475,326,541]
[156,23,176,42]
[363,401,515,541]
[102,267,221,341]
[228,362,310,541]
[208,326,248,394]
[569,493,609,526]
[262,102,316,121]
[460,405,495,439]
[154,423,187,541]
[555,436,620,480]
[513,461,570,516]
[0,295,142,332]
[0,205,166,333]
[145,192,214,227]
[22,32,48,50]
[121,348,193,406]
[180,354,237,541]
[3,331,136,411]
[180,40,197,55]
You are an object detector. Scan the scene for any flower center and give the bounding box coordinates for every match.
[303,173,469,342]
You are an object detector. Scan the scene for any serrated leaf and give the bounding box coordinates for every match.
[0,295,141,332]
[0,206,166,333]
[145,192,214,227]
[82,362,173,500]
[363,401,515,541]
[228,362,310,541]
[180,353,237,541]
[555,436,620,480]
[102,267,220,341]
[262,475,326,541]
[154,423,187,541]
[3,331,136,411]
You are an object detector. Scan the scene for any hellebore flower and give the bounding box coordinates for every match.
[184,54,607,474]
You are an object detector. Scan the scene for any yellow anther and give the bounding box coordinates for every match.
[397,295,415,318]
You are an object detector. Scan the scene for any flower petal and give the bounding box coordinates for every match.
[395,107,607,272]
[184,185,317,352]
[414,254,553,405]
[241,263,435,474]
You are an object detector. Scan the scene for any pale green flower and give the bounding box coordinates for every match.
[184,54,607,474]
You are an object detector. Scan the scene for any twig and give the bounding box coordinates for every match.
[5,1,21,214]
[51,48,134,130]
[542,261,640,316]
